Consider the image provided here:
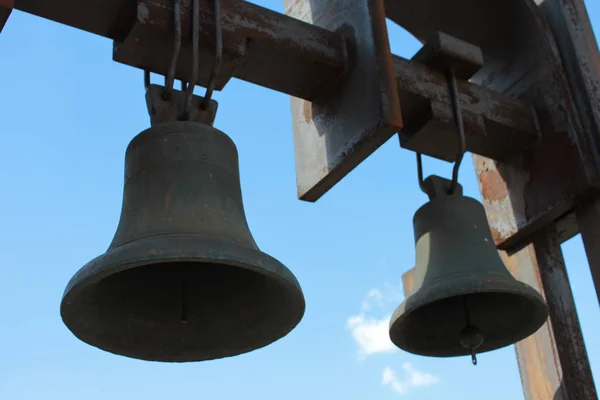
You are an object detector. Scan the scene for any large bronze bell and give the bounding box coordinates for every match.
[60,121,305,362]
[389,176,548,363]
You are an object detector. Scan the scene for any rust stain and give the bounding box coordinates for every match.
[490,227,504,245]
[303,100,312,123]
[479,170,509,201]
[402,268,415,297]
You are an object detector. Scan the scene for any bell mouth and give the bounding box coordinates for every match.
[60,236,305,362]
[389,276,548,357]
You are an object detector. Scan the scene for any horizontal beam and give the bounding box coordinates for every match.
[113,0,345,101]
[395,33,538,162]
[13,0,537,159]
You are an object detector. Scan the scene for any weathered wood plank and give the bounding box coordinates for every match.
[283,0,402,202]
[538,0,600,309]
[576,199,600,306]
[531,228,597,399]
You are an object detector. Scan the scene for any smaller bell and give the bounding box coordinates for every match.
[389,176,548,362]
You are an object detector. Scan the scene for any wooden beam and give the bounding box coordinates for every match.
[113,0,346,101]
[394,37,538,162]
[13,0,537,148]
[538,0,600,309]
[576,199,600,307]
[530,228,597,399]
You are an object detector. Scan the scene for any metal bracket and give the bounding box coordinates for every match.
[146,84,218,126]
[421,175,464,200]
[400,32,484,162]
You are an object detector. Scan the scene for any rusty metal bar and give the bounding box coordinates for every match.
[531,227,597,400]
[0,0,12,33]
[576,199,600,306]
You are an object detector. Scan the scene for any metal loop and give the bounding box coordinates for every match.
[447,69,466,194]
[162,0,182,101]
[416,69,466,195]
[144,70,155,115]
[200,0,223,110]
[182,0,200,119]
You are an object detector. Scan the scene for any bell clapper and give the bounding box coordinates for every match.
[470,349,477,366]
[459,296,484,366]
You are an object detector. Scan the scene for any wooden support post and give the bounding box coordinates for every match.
[538,0,600,309]
[576,199,600,306]
[530,228,597,399]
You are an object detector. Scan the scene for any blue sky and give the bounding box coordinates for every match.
[0,1,599,399]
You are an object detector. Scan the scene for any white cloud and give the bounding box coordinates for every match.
[361,289,384,311]
[347,286,439,394]
[382,366,409,394]
[382,364,439,395]
[346,286,405,359]
[347,284,412,359]
[346,314,396,359]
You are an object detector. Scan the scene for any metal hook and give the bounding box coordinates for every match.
[162,0,182,101]
[446,69,466,195]
[182,0,200,119]
[144,70,156,116]
[416,69,466,196]
[200,0,223,110]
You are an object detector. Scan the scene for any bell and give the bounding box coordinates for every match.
[389,176,548,363]
[60,121,305,362]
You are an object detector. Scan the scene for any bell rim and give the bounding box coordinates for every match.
[388,274,548,357]
[60,234,306,362]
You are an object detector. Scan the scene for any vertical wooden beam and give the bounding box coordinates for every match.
[531,228,597,399]
[537,0,600,309]
[498,245,562,400]
[576,199,600,306]
[469,2,600,397]
[475,153,597,399]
